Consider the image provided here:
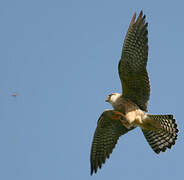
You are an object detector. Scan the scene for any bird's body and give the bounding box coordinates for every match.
[90,11,178,175]
[107,93,146,128]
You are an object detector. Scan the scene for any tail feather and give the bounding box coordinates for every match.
[142,114,178,154]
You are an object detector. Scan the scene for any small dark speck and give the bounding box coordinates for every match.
[12,93,18,97]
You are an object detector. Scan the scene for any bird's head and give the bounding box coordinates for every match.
[105,93,121,105]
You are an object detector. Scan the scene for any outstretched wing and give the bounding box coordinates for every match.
[90,110,134,175]
[118,11,150,112]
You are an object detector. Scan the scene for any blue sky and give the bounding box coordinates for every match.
[0,0,183,180]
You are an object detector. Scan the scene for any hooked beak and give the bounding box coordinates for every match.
[105,96,110,102]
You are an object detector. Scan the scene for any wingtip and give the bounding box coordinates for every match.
[90,170,93,176]
[130,10,146,27]
[133,12,136,18]
[90,164,95,175]
[132,12,136,21]
[129,12,136,27]
[137,10,144,20]
[140,10,143,15]
[90,168,97,176]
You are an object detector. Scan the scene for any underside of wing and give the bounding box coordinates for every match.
[118,11,150,112]
[90,110,134,175]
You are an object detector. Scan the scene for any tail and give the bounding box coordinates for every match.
[142,114,179,154]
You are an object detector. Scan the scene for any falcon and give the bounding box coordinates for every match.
[90,11,178,175]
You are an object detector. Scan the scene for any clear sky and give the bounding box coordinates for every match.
[0,0,183,180]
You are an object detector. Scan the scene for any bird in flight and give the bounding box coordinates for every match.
[12,93,18,97]
[90,11,178,175]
